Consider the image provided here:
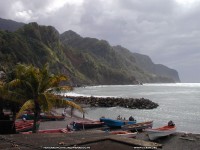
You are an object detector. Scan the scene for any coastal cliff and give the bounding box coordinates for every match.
[0,18,180,85]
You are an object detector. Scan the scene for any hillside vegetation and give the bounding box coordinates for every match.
[0,19,180,85]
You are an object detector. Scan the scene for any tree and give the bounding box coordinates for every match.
[1,63,83,133]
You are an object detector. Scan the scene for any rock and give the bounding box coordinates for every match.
[65,96,159,109]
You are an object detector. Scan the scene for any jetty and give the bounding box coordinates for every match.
[67,96,159,109]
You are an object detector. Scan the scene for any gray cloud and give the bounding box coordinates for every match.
[1,0,200,82]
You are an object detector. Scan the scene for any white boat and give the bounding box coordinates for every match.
[145,125,176,140]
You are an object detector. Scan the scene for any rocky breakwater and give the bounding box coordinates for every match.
[67,96,159,109]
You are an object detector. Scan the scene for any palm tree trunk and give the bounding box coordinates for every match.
[11,105,17,133]
[32,112,38,133]
[33,100,40,133]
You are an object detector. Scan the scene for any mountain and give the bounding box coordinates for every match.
[113,46,180,82]
[0,18,25,32]
[0,19,180,85]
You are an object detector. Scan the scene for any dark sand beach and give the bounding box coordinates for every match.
[39,113,200,150]
[1,108,200,150]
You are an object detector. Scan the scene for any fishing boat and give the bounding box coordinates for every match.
[72,120,104,130]
[22,113,65,121]
[121,121,153,131]
[145,125,176,140]
[100,118,136,128]
[15,120,40,133]
[110,131,137,138]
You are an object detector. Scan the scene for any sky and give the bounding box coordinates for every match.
[0,0,200,82]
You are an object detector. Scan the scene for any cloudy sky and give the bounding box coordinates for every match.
[0,0,200,82]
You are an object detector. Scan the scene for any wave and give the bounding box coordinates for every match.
[79,83,200,89]
[61,92,90,97]
[143,83,200,87]
[62,92,117,98]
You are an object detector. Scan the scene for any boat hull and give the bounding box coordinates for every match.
[72,121,104,130]
[145,125,176,140]
[15,120,40,133]
[100,118,136,128]
[122,121,153,131]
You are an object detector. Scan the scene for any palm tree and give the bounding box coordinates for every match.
[1,63,83,133]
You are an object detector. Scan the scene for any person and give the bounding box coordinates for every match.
[82,112,85,119]
[22,114,28,121]
[62,108,67,116]
[67,124,74,131]
[70,107,74,117]
[117,115,121,120]
[168,120,175,126]
[129,116,134,121]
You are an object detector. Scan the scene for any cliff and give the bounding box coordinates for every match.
[0,19,180,85]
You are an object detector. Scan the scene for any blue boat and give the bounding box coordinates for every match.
[100,118,137,128]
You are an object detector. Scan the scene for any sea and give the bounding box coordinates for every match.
[63,83,200,134]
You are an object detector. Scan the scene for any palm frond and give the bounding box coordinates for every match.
[0,86,25,104]
[0,81,4,86]
[16,99,35,118]
[56,98,84,113]
[48,75,68,87]
[42,93,83,113]
[38,93,53,112]
[7,79,22,88]
[47,86,73,93]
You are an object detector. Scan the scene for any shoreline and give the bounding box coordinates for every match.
[1,108,200,150]
[38,112,200,150]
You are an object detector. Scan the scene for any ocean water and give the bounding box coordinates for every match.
[64,83,200,133]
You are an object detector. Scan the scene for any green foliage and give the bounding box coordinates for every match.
[0,22,178,86]
[1,63,83,132]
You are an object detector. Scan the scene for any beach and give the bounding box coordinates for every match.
[1,107,199,150]
[39,112,200,150]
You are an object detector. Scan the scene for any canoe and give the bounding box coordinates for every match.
[121,121,153,131]
[110,131,137,138]
[145,125,176,140]
[21,128,69,134]
[72,120,104,130]
[100,118,136,128]
[15,120,40,133]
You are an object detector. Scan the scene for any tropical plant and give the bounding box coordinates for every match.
[1,63,83,133]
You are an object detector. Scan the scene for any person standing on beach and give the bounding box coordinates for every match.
[62,108,67,116]
[71,107,74,117]
[129,116,134,121]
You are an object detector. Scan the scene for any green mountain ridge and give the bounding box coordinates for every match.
[0,18,24,32]
[0,18,180,85]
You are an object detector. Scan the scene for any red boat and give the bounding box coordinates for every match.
[72,120,104,130]
[15,120,40,133]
